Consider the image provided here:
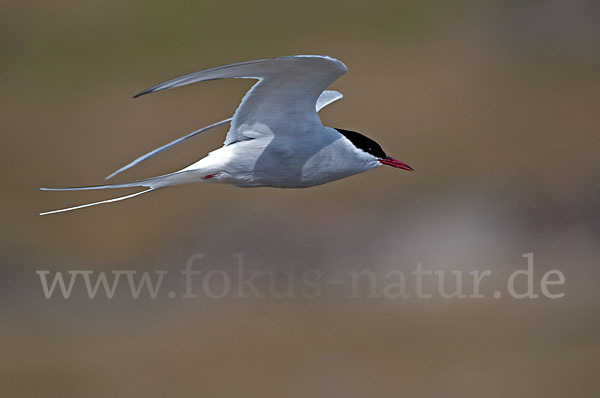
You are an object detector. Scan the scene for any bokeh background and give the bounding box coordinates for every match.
[2,0,599,396]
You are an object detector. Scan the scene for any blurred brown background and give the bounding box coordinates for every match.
[1,0,599,397]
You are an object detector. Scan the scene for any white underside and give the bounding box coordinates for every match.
[183,126,381,188]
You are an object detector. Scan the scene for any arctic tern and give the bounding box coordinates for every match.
[40,55,413,215]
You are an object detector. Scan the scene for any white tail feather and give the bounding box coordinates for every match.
[40,169,202,215]
[40,188,157,216]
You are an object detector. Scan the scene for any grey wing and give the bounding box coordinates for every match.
[134,55,347,145]
[105,118,230,180]
[106,90,343,180]
[315,90,343,112]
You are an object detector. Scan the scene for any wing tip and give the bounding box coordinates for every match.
[132,90,149,99]
[134,85,162,98]
[104,170,121,180]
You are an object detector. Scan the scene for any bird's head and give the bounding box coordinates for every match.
[335,128,413,172]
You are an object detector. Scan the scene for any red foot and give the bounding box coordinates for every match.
[203,173,219,180]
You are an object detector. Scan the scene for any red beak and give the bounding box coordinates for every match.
[379,157,414,171]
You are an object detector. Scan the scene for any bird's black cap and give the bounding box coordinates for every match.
[335,128,387,159]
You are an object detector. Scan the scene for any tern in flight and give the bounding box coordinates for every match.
[40,55,413,215]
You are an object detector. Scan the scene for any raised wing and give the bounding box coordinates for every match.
[106,90,343,180]
[134,55,347,145]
